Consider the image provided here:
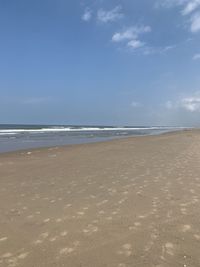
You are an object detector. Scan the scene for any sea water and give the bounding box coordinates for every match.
[0,124,186,153]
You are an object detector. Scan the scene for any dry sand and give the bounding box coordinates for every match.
[0,130,200,267]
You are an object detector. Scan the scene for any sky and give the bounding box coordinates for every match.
[1,0,200,126]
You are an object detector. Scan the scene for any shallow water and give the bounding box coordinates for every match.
[0,124,186,153]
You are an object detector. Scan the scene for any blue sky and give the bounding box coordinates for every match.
[1,0,200,126]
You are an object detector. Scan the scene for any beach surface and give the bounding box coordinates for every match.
[0,130,200,267]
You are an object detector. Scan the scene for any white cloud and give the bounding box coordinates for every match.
[182,0,200,15]
[163,45,176,51]
[180,96,200,111]
[82,8,92,22]
[141,45,176,55]
[156,0,200,33]
[127,40,144,49]
[166,93,200,112]
[112,27,176,54]
[112,26,151,51]
[112,26,151,42]
[190,12,200,32]
[155,0,188,9]
[112,29,136,42]
[193,53,200,59]
[97,6,124,23]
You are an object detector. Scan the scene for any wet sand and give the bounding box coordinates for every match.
[0,130,200,267]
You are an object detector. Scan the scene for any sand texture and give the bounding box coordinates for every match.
[0,130,200,267]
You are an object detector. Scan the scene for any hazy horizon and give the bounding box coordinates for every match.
[0,123,192,128]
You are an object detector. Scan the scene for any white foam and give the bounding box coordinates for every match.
[0,126,187,135]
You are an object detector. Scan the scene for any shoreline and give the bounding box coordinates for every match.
[0,129,200,266]
[0,128,189,156]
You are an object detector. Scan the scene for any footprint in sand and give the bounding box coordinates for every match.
[40,232,49,239]
[164,242,174,256]
[117,244,132,257]
[59,247,75,255]
[106,216,112,220]
[181,225,191,232]
[2,252,12,258]
[43,218,50,223]
[194,234,200,240]
[112,211,118,215]
[27,215,34,219]
[59,241,80,256]
[98,210,105,215]
[64,204,72,208]
[49,236,58,242]
[34,232,49,245]
[134,222,141,227]
[17,252,29,259]
[60,231,68,237]
[180,208,187,215]
[56,218,62,223]
[83,224,99,235]
[34,239,43,245]
[96,200,108,206]
[77,211,85,216]
[0,237,8,242]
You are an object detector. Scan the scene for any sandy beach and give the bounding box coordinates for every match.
[0,130,200,267]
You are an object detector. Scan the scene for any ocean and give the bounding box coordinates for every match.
[0,124,186,153]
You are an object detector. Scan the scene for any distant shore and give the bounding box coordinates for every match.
[0,129,200,267]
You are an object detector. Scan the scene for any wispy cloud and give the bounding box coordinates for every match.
[193,53,200,59]
[97,6,124,23]
[81,4,178,56]
[112,27,176,55]
[112,26,151,42]
[190,12,200,32]
[162,45,176,52]
[82,8,92,22]
[131,101,142,108]
[155,0,188,9]
[156,0,200,32]
[112,28,136,42]
[166,92,200,112]
[112,26,151,51]
[182,0,200,15]
[142,45,176,55]
[127,40,144,49]
[181,96,200,111]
